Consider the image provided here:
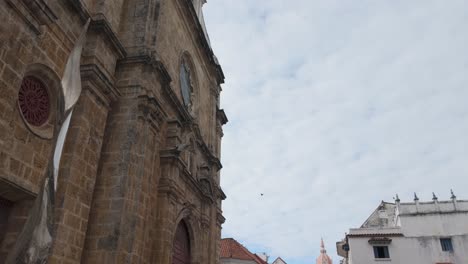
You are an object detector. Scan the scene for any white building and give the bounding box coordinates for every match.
[272,257,287,264]
[337,192,468,264]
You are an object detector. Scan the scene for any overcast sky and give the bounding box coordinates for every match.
[203,1,468,263]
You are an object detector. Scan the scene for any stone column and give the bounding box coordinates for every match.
[82,88,164,264]
[47,14,124,263]
[48,78,116,263]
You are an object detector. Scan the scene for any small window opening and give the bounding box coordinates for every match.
[440,238,453,252]
[373,246,390,258]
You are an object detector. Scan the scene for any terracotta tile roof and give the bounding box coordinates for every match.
[220,238,267,264]
[253,253,268,264]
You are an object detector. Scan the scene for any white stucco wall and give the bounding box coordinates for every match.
[348,210,468,264]
[348,235,468,264]
[399,212,468,236]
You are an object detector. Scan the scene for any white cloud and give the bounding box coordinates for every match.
[204,1,468,263]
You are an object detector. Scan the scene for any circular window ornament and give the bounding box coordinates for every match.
[18,76,50,127]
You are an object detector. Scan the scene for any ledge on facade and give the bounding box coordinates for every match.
[80,63,120,107]
[90,13,127,58]
[65,1,127,58]
[347,227,403,238]
[117,53,172,85]
[192,124,223,171]
[0,177,36,202]
[368,237,392,245]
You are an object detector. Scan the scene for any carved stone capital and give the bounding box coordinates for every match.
[81,64,119,107]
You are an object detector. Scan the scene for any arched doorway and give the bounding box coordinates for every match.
[172,220,191,264]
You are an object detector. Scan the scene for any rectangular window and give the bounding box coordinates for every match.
[373,246,390,258]
[440,238,453,252]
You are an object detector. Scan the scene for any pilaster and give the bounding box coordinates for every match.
[82,86,165,264]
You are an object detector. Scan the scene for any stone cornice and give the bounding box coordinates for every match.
[65,1,127,58]
[89,14,127,58]
[159,151,214,204]
[117,54,172,85]
[117,85,167,132]
[191,123,222,171]
[80,63,119,107]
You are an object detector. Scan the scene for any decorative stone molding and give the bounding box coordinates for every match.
[137,93,166,133]
[190,123,222,171]
[368,237,392,245]
[198,178,214,201]
[158,177,184,204]
[89,14,127,58]
[6,0,57,34]
[0,178,35,202]
[200,215,210,229]
[118,54,172,85]
[80,63,119,107]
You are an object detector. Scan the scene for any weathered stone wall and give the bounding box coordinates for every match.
[0,0,226,263]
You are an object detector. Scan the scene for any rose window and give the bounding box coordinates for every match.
[18,76,50,126]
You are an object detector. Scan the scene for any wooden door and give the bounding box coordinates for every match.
[0,197,12,243]
[172,221,191,264]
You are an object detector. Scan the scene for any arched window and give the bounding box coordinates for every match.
[172,221,191,264]
[179,61,193,110]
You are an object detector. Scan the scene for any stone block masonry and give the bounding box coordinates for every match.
[0,0,227,263]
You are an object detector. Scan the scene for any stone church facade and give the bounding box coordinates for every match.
[0,0,227,263]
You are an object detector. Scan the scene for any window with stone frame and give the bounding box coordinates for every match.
[180,61,193,110]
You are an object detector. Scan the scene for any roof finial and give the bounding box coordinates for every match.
[395,194,400,203]
[451,189,456,200]
[432,192,438,201]
[414,192,419,201]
